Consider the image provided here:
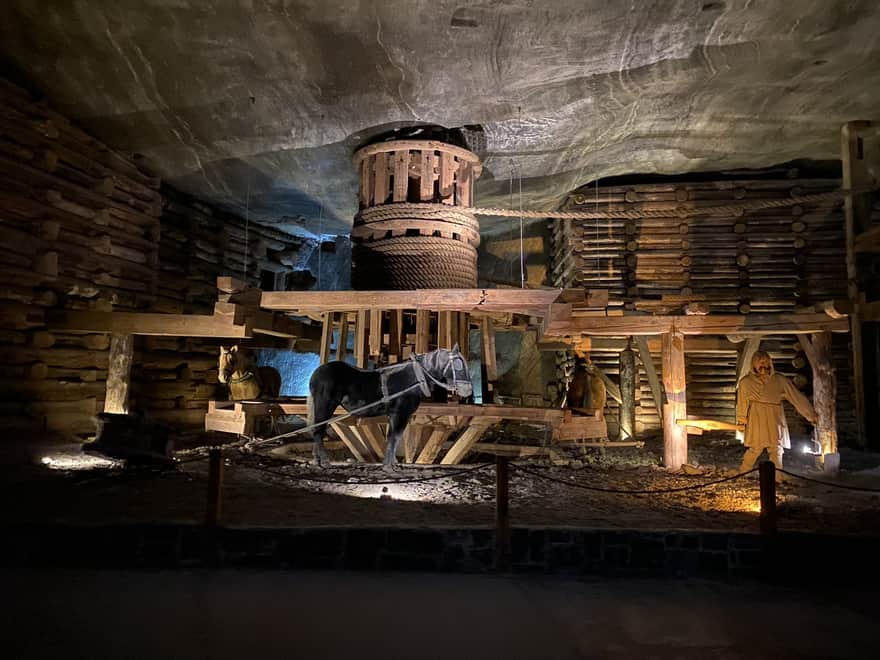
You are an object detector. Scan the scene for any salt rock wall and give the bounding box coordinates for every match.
[0,79,315,451]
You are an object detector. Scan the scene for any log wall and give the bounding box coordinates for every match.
[552,173,859,443]
[0,79,311,441]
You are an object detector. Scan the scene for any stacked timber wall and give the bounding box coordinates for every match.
[0,79,311,444]
[552,172,856,443]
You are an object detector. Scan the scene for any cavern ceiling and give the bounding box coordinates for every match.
[2,0,879,235]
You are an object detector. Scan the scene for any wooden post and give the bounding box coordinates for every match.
[104,333,133,414]
[319,312,333,364]
[415,309,431,355]
[842,121,871,447]
[480,316,497,404]
[369,309,383,360]
[799,332,838,474]
[388,309,403,363]
[354,309,369,368]
[438,311,455,349]
[206,448,224,528]
[619,339,636,441]
[495,456,511,571]
[336,312,348,361]
[661,328,687,470]
[634,336,664,429]
[759,460,777,535]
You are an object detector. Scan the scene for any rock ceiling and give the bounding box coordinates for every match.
[2,1,879,236]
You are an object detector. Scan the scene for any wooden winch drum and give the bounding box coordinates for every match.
[351,139,482,289]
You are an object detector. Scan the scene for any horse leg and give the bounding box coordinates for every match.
[307,395,337,468]
[383,402,418,469]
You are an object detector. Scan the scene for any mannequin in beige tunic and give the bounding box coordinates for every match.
[736,351,817,473]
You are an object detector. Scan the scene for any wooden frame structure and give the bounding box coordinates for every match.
[47,276,849,471]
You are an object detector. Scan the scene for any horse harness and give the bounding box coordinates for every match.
[377,349,468,400]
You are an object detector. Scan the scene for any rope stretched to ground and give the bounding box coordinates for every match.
[510,463,759,494]
[778,469,880,493]
[235,458,495,486]
[469,186,877,221]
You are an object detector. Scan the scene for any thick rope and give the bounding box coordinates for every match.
[236,458,495,486]
[778,468,880,492]
[471,187,876,221]
[511,463,760,494]
[356,203,480,231]
[354,236,478,288]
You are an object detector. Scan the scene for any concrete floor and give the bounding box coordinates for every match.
[1,570,875,659]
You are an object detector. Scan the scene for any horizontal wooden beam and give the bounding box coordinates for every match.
[259,289,566,314]
[49,310,250,338]
[543,313,848,337]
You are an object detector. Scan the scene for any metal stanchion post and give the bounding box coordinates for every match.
[495,456,510,570]
[759,460,777,535]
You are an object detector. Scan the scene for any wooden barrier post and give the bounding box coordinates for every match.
[495,456,511,571]
[759,460,777,535]
[206,448,224,528]
[661,328,687,470]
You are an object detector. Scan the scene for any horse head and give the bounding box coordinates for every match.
[424,343,473,399]
[218,345,241,384]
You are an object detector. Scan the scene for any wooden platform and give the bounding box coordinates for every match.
[205,400,609,465]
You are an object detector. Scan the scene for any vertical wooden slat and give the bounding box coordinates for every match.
[437,311,455,349]
[336,312,348,361]
[842,121,871,448]
[319,312,334,364]
[662,328,687,471]
[373,152,388,205]
[439,151,455,204]
[459,160,472,207]
[458,312,469,351]
[354,309,369,368]
[393,150,409,202]
[369,309,383,359]
[359,158,371,207]
[420,150,435,201]
[104,333,133,414]
[388,309,403,363]
[480,316,497,403]
[416,309,431,354]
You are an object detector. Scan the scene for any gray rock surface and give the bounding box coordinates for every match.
[2,1,879,235]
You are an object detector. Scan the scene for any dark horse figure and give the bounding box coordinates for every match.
[307,345,473,467]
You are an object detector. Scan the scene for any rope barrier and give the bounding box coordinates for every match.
[510,463,760,494]
[778,468,880,493]
[234,458,495,486]
[470,186,877,221]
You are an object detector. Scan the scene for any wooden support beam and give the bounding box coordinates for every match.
[584,363,622,405]
[438,311,455,349]
[800,332,838,473]
[618,341,636,440]
[736,336,763,384]
[259,288,566,314]
[634,336,664,428]
[48,310,249,338]
[662,329,687,471]
[369,309,383,359]
[458,312,469,350]
[441,417,502,465]
[388,309,403,363]
[416,426,455,464]
[330,421,371,462]
[842,120,872,448]
[480,315,497,403]
[103,333,133,414]
[357,420,387,461]
[544,313,848,337]
[415,309,431,354]
[336,312,348,361]
[402,423,429,463]
[319,312,333,365]
[354,309,369,368]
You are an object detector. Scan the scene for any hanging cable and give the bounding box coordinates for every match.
[594,178,600,283]
[317,198,324,290]
[243,168,251,280]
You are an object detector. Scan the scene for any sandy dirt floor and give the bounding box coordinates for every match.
[3,429,879,534]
